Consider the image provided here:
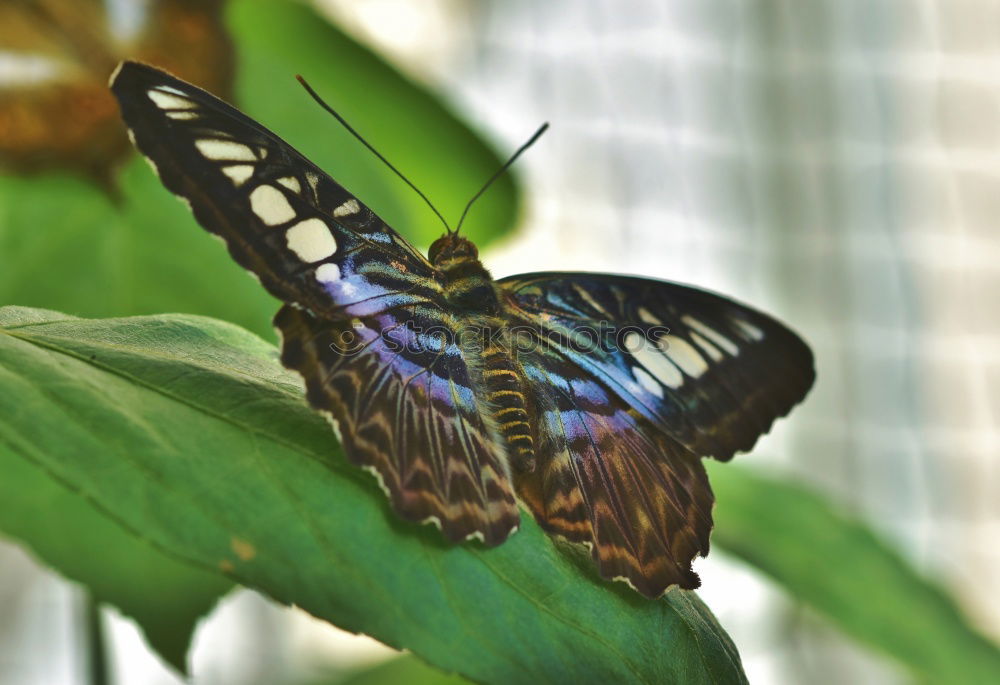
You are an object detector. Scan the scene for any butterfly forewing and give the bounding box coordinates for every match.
[501,273,815,462]
[110,60,440,319]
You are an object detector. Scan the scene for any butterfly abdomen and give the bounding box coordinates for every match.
[479,344,536,473]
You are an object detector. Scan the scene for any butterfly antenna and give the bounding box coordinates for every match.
[296,75,452,234]
[453,122,549,236]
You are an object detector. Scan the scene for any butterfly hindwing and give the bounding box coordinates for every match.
[110,60,441,319]
[515,347,713,595]
[275,304,520,545]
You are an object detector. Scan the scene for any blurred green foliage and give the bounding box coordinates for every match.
[709,462,1000,684]
[0,0,519,342]
[0,385,231,675]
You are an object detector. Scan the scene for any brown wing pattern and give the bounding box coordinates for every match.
[114,61,517,546]
[515,346,713,596]
[276,305,520,546]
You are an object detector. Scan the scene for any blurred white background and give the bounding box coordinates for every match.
[3,1,999,683]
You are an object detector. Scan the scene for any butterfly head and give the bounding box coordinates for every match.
[428,233,479,267]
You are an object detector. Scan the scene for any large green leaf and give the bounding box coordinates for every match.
[709,462,1000,683]
[0,309,232,675]
[0,423,232,675]
[0,0,519,340]
[330,654,472,685]
[0,307,746,685]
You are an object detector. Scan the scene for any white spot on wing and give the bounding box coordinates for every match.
[315,263,341,283]
[155,85,187,96]
[633,366,664,398]
[222,165,254,186]
[420,514,444,532]
[690,331,724,362]
[286,218,337,262]
[638,307,662,325]
[572,283,606,315]
[108,61,125,88]
[277,176,301,194]
[148,89,195,109]
[612,574,648,595]
[362,465,393,499]
[732,318,764,341]
[626,331,683,389]
[333,199,360,217]
[681,315,739,356]
[195,139,257,162]
[663,335,709,377]
[140,154,161,179]
[249,185,296,225]
[165,110,199,121]
[325,414,344,443]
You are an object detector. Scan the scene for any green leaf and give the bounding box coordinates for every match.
[0,311,232,675]
[0,0,519,340]
[0,307,746,685]
[708,461,1000,684]
[330,654,471,685]
[0,454,231,676]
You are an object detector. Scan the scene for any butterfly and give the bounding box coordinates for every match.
[110,60,814,598]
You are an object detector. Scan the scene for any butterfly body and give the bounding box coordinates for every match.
[427,234,539,470]
[430,234,499,313]
[111,61,815,598]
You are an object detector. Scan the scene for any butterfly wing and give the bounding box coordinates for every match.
[502,272,814,595]
[502,272,815,461]
[111,60,440,317]
[111,61,520,545]
[276,305,520,545]
[516,351,713,595]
